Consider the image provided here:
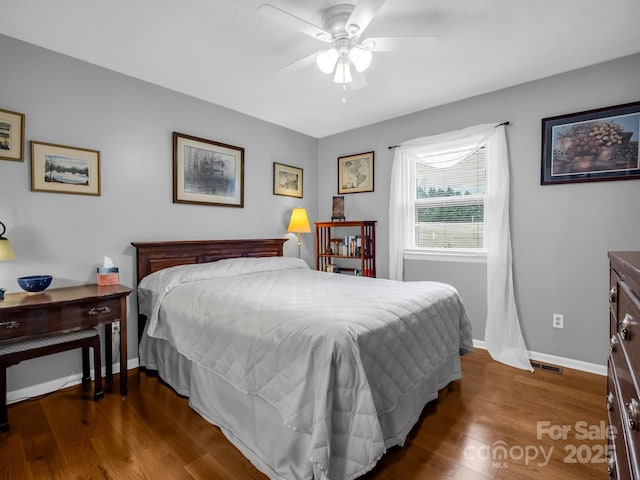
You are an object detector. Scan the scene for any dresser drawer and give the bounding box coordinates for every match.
[0,297,121,342]
[608,363,632,480]
[612,268,620,336]
[611,336,640,479]
[618,282,640,376]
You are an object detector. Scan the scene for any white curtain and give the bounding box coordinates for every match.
[389,124,532,371]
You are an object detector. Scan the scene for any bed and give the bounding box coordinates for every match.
[131,238,473,480]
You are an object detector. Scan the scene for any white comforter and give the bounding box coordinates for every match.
[138,257,473,480]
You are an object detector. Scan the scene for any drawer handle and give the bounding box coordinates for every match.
[627,398,640,431]
[607,455,616,478]
[607,392,615,411]
[621,313,632,340]
[609,286,617,303]
[0,320,20,330]
[88,306,112,316]
[609,335,618,353]
[607,454,615,477]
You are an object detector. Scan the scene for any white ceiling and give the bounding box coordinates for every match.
[1,0,639,138]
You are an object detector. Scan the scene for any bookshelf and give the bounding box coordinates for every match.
[315,221,376,277]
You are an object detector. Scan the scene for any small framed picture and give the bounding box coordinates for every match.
[273,162,303,198]
[332,195,345,220]
[338,151,374,194]
[0,108,25,161]
[541,101,640,185]
[173,132,244,207]
[30,141,101,196]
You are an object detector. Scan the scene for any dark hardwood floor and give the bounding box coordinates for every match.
[0,349,607,479]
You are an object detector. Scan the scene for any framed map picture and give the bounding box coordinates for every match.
[338,151,374,194]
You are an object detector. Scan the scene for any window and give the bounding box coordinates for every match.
[411,146,486,253]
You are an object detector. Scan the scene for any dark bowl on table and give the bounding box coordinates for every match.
[17,275,53,293]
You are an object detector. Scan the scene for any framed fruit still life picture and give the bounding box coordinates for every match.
[541,101,640,185]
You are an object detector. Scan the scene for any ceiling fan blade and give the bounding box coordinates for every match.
[274,52,319,75]
[366,35,438,52]
[257,4,331,42]
[350,70,368,90]
[346,0,387,37]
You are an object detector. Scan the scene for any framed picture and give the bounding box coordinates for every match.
[331,195,345,220]
[0,108,25,161]
[30,141,101,195]
[541,101,640,185]
[273,162,303,198]
[173,132,244,207]
[338,151,374,194]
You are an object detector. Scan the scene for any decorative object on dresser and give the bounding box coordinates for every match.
[17,275,52,293]
[0,221,16,300]
[541,101,640,185]
[338,151,374,194]
[173,131,244,207]
[0,284,132,416]
[273,162,303,198]
[287,207,311,258]
[608,251,640,479]
[0,108,25,161]
[315,220,376,277]
[97,256,119,286]
[30,141,101,196]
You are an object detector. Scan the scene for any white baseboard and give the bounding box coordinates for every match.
[472,340,606,376]
[6,357,140,405]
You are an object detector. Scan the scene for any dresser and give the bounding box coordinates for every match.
[0,284,132,395]
[608,252,640,479]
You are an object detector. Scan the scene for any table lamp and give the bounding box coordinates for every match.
[0,221,16,300]
[287,208,311,258]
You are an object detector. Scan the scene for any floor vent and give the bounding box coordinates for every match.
[531,361,563,374]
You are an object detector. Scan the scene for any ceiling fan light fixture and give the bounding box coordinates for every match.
[348,46,372,72]
[333,59,352,84]
[317,48,339,74]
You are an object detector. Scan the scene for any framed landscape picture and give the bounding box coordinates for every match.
[273,162,303,198]
[338,151,374,194]
[173,132,244,207]
[541,101,640,185]
[0,108,25,161]
[30,141,101,195]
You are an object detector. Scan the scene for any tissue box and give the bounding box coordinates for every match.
[97,267,119,286]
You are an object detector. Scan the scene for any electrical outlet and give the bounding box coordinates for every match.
[552,314,564,329]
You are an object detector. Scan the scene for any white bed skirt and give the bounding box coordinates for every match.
[139,333,463,480]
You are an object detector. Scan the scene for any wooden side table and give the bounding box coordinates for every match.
[0,284,132,395]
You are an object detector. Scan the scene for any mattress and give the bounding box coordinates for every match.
[138,256,473,479]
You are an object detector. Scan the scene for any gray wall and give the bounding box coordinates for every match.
[2,32,639,396]
[318,53,640,366]
[0,35,318,392]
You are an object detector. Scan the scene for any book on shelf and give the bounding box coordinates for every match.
[342,235,361,256]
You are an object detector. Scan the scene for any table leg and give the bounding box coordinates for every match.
[104,323,112,381]
[119,296,128,395]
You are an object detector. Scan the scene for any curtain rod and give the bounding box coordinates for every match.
[387,121,511,150]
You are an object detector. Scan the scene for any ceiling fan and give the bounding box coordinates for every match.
[257,0,436,87]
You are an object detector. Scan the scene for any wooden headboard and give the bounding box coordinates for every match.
[130,238,288,341]
[131,238,288,284]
